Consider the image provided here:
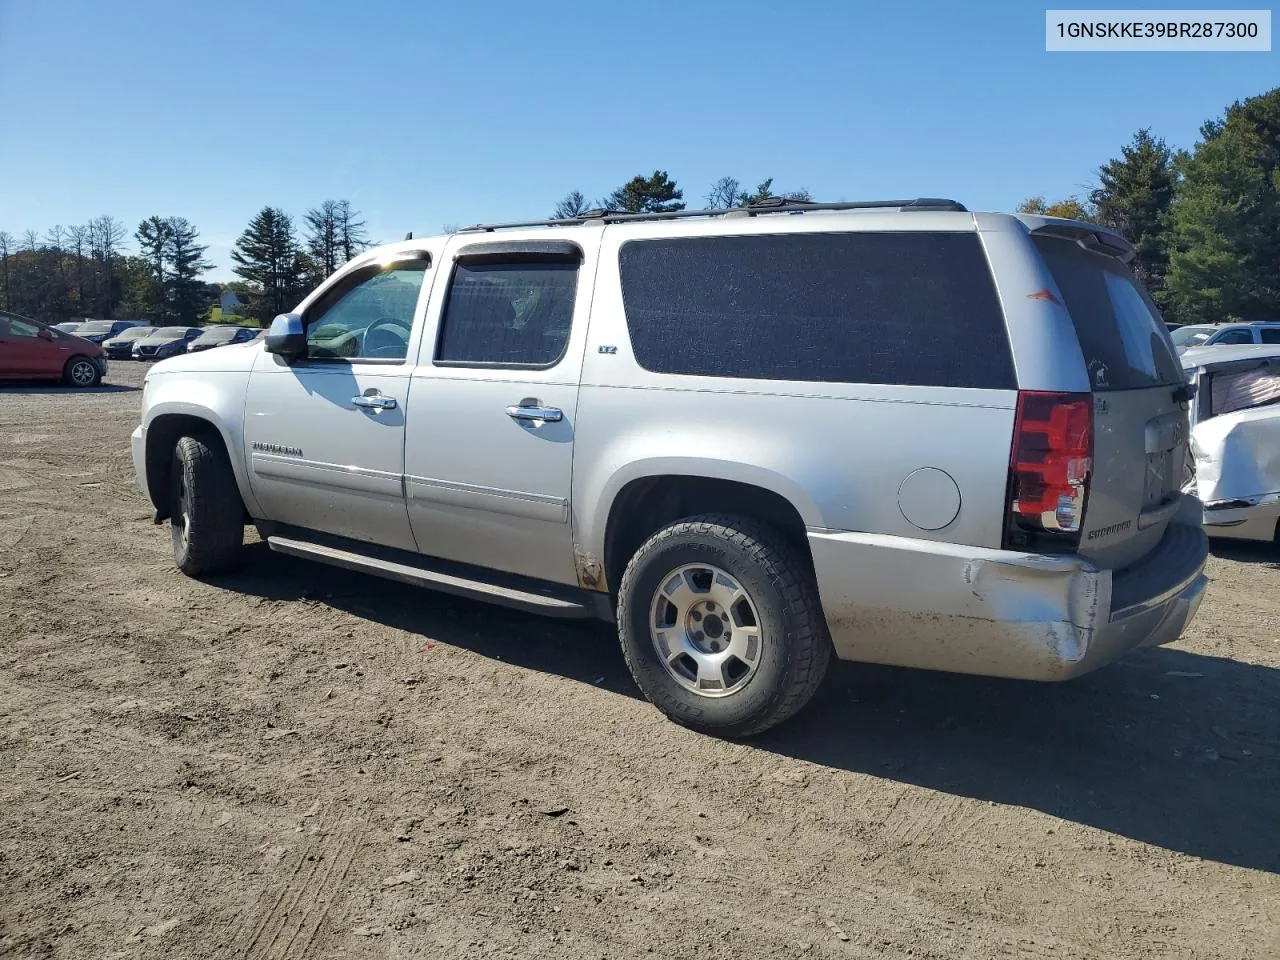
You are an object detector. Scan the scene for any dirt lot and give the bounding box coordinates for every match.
[1,362,1278,960]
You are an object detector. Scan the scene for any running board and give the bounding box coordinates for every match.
[266,534,601,619]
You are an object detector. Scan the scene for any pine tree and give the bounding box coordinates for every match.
[1165,88,1280,324]
[135,216,173,322]
[231,207,303,321]
[1090,129,1176,302]
[165,217,212,324]
[605,171,685,213]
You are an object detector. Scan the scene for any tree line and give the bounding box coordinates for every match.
[0,200,370,327]
[551,173,811,219]
[5,86,1275,330]
[1017,86,1279,325]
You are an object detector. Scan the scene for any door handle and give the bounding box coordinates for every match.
[352,394,396,410]
[505,403,563,423]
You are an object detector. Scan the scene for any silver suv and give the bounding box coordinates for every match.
[131,198,1208,736]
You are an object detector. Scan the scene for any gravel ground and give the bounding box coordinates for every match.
[2,362,1278,960]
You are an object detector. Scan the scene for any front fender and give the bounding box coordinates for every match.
[139,371,261,518]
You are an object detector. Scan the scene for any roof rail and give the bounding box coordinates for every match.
[457,197,967,233]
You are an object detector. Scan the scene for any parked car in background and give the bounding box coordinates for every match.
[186,325,258,352]
[73,319,145,344]
[132,326,202,360]
[53,321,84,334]
[132,200,1208,736]
[102,326,157,359]
[0,310,108,386]
[1181,343,1280,543]
[1171,321,1280,353]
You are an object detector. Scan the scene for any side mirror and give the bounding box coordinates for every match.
[264,313,306,360]
[38,329,54,341]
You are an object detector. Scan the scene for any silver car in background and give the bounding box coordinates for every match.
[1182,344,1280,542]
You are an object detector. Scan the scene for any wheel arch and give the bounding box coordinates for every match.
[597,465,818,597]
[143,405,254,522]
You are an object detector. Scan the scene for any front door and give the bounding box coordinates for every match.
[403,238,596,585]
[243,257,432,552]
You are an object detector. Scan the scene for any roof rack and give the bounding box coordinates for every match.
[457,197,967,233]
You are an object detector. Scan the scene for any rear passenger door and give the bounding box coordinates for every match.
[404,238,597,586]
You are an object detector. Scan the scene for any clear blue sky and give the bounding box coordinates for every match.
[1,0,1275,280]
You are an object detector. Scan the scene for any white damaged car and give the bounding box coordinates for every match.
[1181,344,1280,543]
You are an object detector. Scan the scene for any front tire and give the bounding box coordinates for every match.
[617,514,831,737]
[62,356,101,387]
[170,435,244,576]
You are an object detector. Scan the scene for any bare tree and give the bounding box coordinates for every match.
[706,176,741,209]
[441,223,460,234]
[333,201,369,263]
[552,190,591,219]
[22,230,40,252]
[66,224,89,312]
[0,231,12,310]
[88,216,127,318]
[304,200,341,279]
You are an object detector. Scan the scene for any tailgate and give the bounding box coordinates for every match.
[1033,235,1188,569]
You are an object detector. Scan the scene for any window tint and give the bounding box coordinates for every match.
[1033,236,1182,390]
[618,232,1015,388]
[1260,328,1280,345]
[437,261,578,366]
[1214,328,1254,345]
[305,263,428,361]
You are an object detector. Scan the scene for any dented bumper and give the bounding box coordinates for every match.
[808,515,1207,681]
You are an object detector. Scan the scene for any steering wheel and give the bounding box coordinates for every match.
[362,316,410,358]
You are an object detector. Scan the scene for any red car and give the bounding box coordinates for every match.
[0,310,108,387]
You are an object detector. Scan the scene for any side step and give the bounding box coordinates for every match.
[266,533,603,619]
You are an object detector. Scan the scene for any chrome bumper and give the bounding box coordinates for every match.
[809,517,1208,681]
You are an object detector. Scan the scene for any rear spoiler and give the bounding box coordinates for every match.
[1015,215,1135,263]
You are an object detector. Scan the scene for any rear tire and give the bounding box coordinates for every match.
[616,513,831,738]
[170,435,244,576]
[62,356,101,387]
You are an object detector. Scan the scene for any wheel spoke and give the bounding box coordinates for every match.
[695,654,728,692]
[726,625,761,664]
[660,568,707,614]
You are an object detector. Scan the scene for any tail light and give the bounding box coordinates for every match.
[1004,391,1092,550]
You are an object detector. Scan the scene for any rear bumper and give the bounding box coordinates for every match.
[809,512,1208,681]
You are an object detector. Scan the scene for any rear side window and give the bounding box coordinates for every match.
[436,261,578,367]
[618,232,1015,389]
[1033,236,1182,390]
[1261,328,1280,345]
[1214,328,1254,345]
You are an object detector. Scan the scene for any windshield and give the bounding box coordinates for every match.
[78,321,113,334]
[200,327,240,340]
[117,326,154,340]
[1171,326,1214,347]
[155,326,194,337]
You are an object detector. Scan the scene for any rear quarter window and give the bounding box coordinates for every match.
[617,232,1015,389]
[1033,236,1182,390]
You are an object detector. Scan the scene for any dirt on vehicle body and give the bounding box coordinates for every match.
[1,363,1278,959]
